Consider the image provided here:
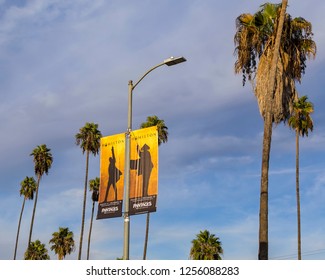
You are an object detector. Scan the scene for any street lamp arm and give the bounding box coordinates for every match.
[132,61,166,90]
[132,56,186,90]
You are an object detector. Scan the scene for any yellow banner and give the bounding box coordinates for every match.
[97,132,125,219]
[129,126,158,215]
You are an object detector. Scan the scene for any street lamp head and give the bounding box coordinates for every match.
[164,56,187,66]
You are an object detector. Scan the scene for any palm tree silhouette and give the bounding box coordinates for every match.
[289,95,314,259]
[49,227,75,260]
[234,1,316,259]
[140,116,168,260]
[75,122,102,260]
[87,177,99,260]
[28,144,53,247]
[14,176,36,260]
[190,230,223,260]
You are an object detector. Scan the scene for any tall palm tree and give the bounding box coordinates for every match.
[75,122,102,260]
[140,115,168,260]
[28,144,53,246]
[87,177,100,260]
[190,230,223,260]
[49,227,75,260]
[24,239,50,260]
[234,1,316,259]
[14,176,36,260]
[288,95,314,260]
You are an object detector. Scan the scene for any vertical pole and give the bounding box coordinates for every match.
[123,80,133,260]
[296,130,301,260]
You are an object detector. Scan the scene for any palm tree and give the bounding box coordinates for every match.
[140,116,168,146]
[234,1,316,259]
[87,177,100,260]
[190,230,223,260]
[14,176,37,260]
[75,122,102,260]
[28,144,53,246]
[49,227,75,260]
[288,95,314,260]
[24,239,50,260]
[140,115,168,260]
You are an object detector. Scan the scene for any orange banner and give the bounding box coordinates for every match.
[129,126,158,215]
[97,132,125,219]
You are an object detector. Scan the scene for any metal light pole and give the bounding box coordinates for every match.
[123,56,186,260]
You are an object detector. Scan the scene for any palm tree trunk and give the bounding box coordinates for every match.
[258,0,288,260]
[259,117,272,260]
[296,130,302,259]
[14,199,26,260]
[78,150,90,260]
[28,175,41,246]
[143,212,150,260]
[87,200,95,260]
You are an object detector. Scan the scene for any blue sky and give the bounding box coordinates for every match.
[1,0,325,260]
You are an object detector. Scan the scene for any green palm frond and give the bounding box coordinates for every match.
[234,2,316,123]
[30,144,53,177]
[75,122,102,156]
[190,230,223,260]
[89,177,100,202]
[140,115,168,146]
[289,95,314,137]
[49,227,75,260]
[20,176,37,200]
[24,240,50,260]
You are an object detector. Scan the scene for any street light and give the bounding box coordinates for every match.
[123,56,186,260]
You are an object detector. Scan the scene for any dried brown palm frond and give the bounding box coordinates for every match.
[255,47,297,124]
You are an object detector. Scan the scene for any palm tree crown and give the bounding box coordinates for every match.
[190,230,223,260]
[30,144,53,177]
[140,115,168,146]
[24,240,50,260]
[234,2,316,123]
[75,122,102,156]
[20,176,37,200]
[289,95,314,136]
[49,227,75,260]
[89,177,100,202]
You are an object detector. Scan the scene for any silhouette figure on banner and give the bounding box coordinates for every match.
[130,144,154,197]
[104,146,122,202]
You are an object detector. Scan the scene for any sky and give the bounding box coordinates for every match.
[1,0,325,260]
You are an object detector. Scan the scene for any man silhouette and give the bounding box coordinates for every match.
[136,144,154,197]
[104,146,122,202]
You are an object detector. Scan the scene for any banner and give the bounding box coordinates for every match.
[97,133,125,219]
[129,126,158,215]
